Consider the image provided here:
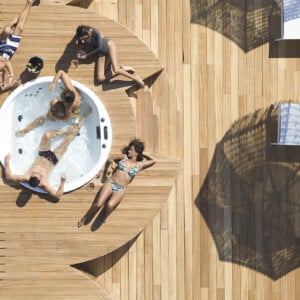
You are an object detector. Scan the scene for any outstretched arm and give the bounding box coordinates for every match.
[41,173,66,200]
[50,70,75,91]
[4,153,27,182]
[140,152,156,170]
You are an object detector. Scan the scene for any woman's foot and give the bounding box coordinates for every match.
[120,65,135,74]
[136,75,145,88]
[77,219,83,228]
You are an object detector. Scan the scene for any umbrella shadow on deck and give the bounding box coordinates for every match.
[190,0,280,52]
[195,104,300,280]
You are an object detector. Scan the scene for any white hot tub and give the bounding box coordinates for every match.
[0,76,112,193]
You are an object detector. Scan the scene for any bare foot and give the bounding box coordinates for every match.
[16,129,26,137]
[77,219,83,228]
[136,75,145,88]
[120,65,135,74]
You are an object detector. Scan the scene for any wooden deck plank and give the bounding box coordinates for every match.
[0,1,179,299]
[3,0,300,299]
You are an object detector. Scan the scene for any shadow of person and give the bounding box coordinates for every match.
[91,203,108,231]
[80,188,103,226]
[19,68,40,85]
[101,79,133,91]
[55,35,78,72]
[16,189,32,207]
[91,201,121,231]
[54,35,96,73]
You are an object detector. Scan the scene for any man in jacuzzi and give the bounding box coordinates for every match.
[4,107,92,200]
[16,70,81,136]
[0,0,39,93]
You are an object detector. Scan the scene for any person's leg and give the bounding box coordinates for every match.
[103,191,125,221]
[38,125,75,151]
[38,131,54,151]
[0,17,19,40]
[12,0,36,37]
[53,106,92,159]
[96,55,107,82]
[15,114,47,136]
[107,40,145,88]
[77,180,116,227]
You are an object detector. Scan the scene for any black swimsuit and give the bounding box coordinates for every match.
[39,150,59,165]
[89,28,109,56]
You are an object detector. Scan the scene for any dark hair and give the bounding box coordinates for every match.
[61,89,75,103]
[28,176,40,187]
[123,138,145,161]
[76,25,91,44]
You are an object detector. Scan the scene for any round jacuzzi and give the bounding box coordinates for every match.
[0,76,112,193]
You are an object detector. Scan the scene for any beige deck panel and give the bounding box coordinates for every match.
[3,0,300,299]
[0,1,179,299]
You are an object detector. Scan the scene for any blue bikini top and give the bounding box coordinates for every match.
[118,158,139,177]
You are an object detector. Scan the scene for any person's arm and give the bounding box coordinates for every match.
[50,70,75,91]
[5,61,14,85]
[4,153,27,182]
[108,154,126,170]
[41,173,66,200]
[0,61,19,93]
[79,29,104,58]
[58,70,75,91]
[139,152,156,170]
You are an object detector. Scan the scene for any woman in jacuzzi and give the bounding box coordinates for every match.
[16,70,81,136]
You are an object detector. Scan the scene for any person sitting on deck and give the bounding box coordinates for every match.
[3,107,92,200]
[16,70,81,136]
[77,138,156,228]
[75,25,145,88]
[0,0,39,93]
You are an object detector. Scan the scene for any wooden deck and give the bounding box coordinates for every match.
[2,0,300,299]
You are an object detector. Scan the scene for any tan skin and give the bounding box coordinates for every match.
[0,0,36,93]
[5,153,66,199]
[48,70,81,120]
[77,146,156,227]
[0,57,20,92]
[77,28,145,88]
[5,108,92,200]
[16,70,81,136]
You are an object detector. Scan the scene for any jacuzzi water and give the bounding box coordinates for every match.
[0,76,112,193]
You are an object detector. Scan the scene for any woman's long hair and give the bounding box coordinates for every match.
[123,138,145,161]
[76,25,92,43]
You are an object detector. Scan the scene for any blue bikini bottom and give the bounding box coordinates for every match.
[109,178,126,192]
